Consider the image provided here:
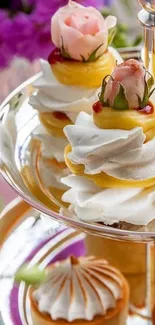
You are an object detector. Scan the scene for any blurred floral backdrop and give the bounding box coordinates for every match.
[0,0,142,211]
[0,0,141,70]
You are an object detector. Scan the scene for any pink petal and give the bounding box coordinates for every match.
[66,13,100,35]
[51,0,84,47]
[104,15,117,30]
[67,31,107,61]
[104,79,120,106]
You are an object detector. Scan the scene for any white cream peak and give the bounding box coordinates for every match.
[33,256,122,321]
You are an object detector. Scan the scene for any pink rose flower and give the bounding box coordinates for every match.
[102,59,150,109]
[51,0,117,61]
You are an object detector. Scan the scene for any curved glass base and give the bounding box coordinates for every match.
[0,201,154,324]
[0,48,155,241]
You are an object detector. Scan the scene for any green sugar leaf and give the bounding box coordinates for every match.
[87,43,104,62]
[147,74,154,90]
[108,26,116,46]
[61,36,71,59]
[15,264,46,285]
[113,83,129,110]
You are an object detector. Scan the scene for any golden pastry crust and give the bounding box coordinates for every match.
[64,144,155,188]
[39,112,72,138]
[93,105,155,131]
[29,265,129,325]
[51,50,116,88]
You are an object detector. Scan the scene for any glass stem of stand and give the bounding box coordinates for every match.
[151,29,155,79]
[146,242,152,321]
[144,28,150,70]
[146,241,155,324]
[143,27,155,78]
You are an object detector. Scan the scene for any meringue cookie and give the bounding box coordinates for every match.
[33,256,122,321]
[33,125,68,162]
[64,112,155,181]
[62,175,155,225]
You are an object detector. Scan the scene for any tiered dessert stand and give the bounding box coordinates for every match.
[0,1,155,324]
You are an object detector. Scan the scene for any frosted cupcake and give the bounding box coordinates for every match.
[62,59,155,226]
[30,256,129,325]
[30,0,119,137]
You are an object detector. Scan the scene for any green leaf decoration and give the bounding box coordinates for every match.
[15,264,46,285]
[113,83,129,110]
[141,78,149,108]
[80,54,86,62]
[136,71,154,108]
[108,27,116,46]
[147,73,154,90]
[137,94,142,108]
[61,36,71,59]
[87,43,104,62]
[99,75,111,106]
[149,87,155,98]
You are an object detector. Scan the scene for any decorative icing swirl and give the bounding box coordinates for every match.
[64,112,155,181]
[33,256,123,321]
[29,60,99,122]
[62,175,155,225]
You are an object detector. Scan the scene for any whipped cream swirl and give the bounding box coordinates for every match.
[33,125,68,162]
[64,112,155,181]
[62,175,155,225]
[29,60,99,122]
[33,256,122,321]
[27,129,69,190]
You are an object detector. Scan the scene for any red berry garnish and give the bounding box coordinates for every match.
[93,101,103,113]
[48,48,65,65]
[134,101,154,115]
[53,111,69,120]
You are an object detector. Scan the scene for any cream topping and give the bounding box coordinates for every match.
[29,60,99,122]
[62,175,155,225]
[27,130,69,190]
[33,256,122,321]
[29,47,122,122]
[33,125,67,162]
[64,112,155,181]
[38,159,68,190]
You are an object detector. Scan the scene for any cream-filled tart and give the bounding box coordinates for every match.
[62,59,155,226]
[29,0,121,136]
[30,256,129,325]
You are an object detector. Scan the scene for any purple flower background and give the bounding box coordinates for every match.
[0,0,112,68]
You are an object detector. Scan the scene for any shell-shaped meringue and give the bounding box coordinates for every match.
[33,256,123,321]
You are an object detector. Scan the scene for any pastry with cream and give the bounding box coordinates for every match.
[28,0,120,203]
[30,0,120,136]
[30,256,129,325]
[62,59,155,226]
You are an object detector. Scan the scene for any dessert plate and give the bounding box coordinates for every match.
[0,199,150,325]
[0,198,86,325]
[1,48,155,242]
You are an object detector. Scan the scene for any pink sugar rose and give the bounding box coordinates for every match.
[103,59,146,109]
[51,0,117,61]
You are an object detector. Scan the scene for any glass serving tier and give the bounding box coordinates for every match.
[0,47,155,324]
[0,46,155,243]
[0,198,153,325]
